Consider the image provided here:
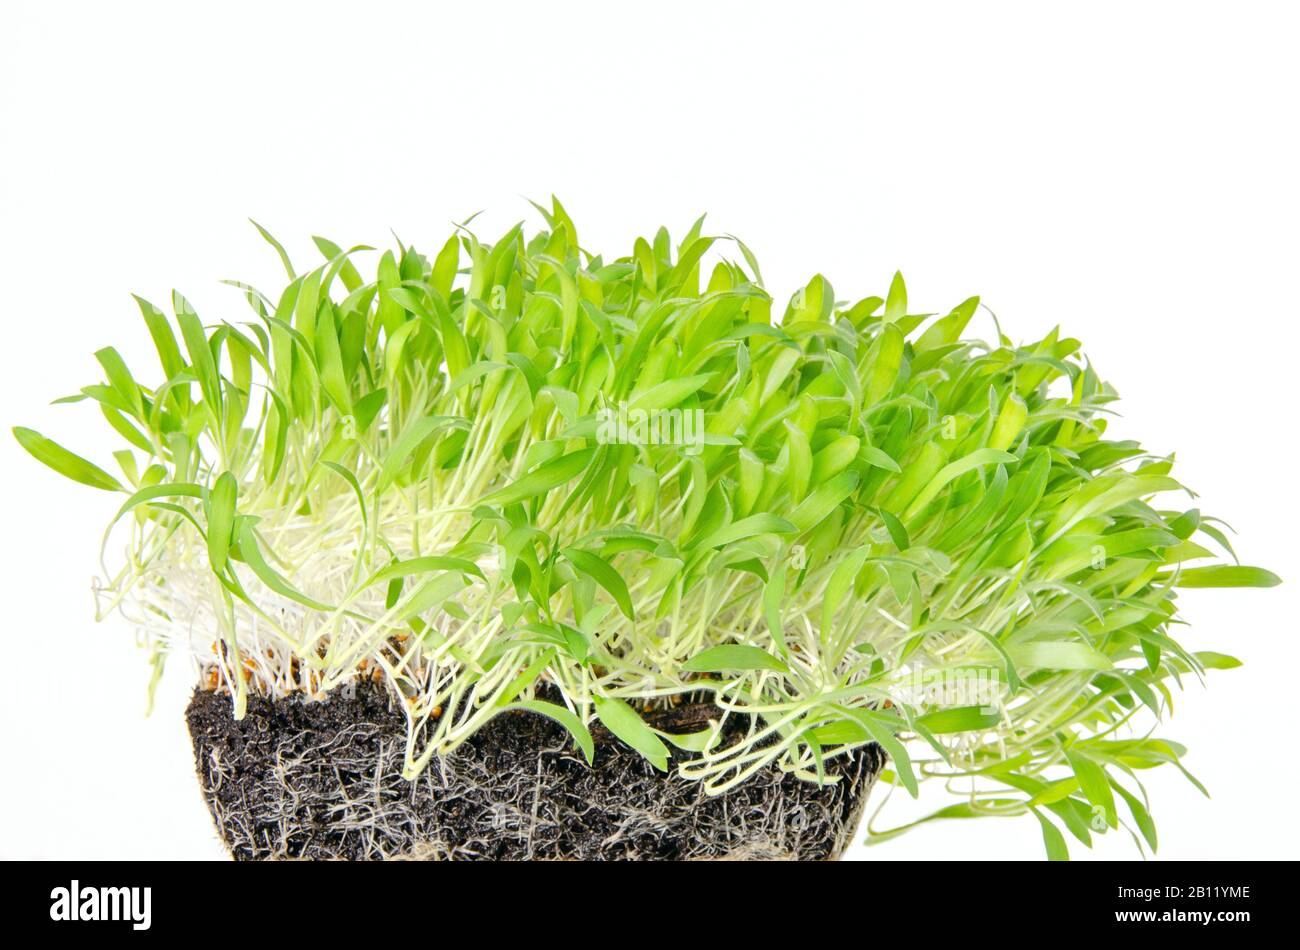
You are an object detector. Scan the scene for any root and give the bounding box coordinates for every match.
[187,683,885,861]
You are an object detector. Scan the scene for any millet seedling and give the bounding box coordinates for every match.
[15,199,1279,858]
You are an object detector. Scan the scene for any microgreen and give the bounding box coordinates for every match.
[15,199,1279,858]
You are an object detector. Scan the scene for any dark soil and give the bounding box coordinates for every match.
[186,683,885,861]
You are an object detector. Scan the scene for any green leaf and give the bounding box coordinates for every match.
[785,422,812,500]
[353,388,388,433]
[479,447,596,508]
[657,727,720,753]
[1194,651,1242,670]
[693,513,797,551]
[820,545,872,642]
[235,520,333,611]
[250,219,296,278]
[789,470,859,532]
[1008,641,1112,671]
[903,448,1017,521]
[878,508,910,550]
[628,374,711,413]
[833,706,918,797]
[1171,565,1281,588]
[12,427,122,491]
[682,644,789,674]
[363,556,484,589]
[396,572,468,622]
[916,706,1002,734]
[1066,748,1117,828]
[510,700,594,765]
[988,393,1028,451]
[320,461,367,529]
[94,346,144,419]
[314,307,352,413]
[378,415,467,491]
[1112,780,1158,853]
[1031,808,1070,861]
[111,482,204,524]
[563,547,634,620]
[865,802,991,845]
[865,324,904,405]
[174,292,222,412]
[862,445,901,473]
[133,294,185,379]
[764,554,790,660]
[206,472,238,573]
[312,235,364,291]
[593,696,669,771]
[883,271,907,324]
[560,623,590,663]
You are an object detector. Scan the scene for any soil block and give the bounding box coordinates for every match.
[186,683,885,861]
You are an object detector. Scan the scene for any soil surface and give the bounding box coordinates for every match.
[186,683,885,861]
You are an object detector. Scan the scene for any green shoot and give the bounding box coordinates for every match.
[15,200,1279,858]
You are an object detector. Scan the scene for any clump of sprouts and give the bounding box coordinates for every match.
[15,200,1278,858]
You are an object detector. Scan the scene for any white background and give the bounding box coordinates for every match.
[2,1,1297,861]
